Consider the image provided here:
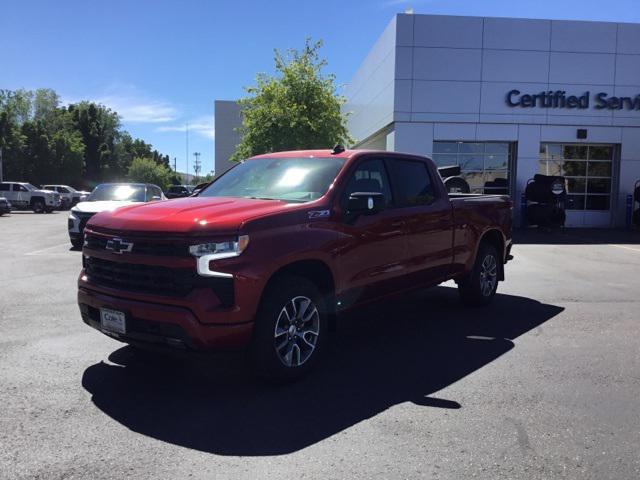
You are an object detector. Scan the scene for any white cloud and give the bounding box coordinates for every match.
[156,115,215,140]
[95,95,178,123]
[61,84,179,123]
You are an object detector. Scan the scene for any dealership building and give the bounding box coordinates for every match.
[215,13,640,228]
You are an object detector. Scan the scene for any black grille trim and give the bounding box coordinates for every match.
[84,256,235,306]
[85,234,189,257]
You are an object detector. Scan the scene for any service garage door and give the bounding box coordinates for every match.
[539,143,617,227]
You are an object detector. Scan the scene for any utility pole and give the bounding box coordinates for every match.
[193,152,201,183]
[0,147,3,183]
[185,122,189,184]
[173,157,177,172]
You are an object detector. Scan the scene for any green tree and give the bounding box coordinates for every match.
[231,39,351,161]
[127,157,176,191]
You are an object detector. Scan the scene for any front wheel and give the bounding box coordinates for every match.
[457,243,500,306]
[248,275,327,383]
[32,199,45,213]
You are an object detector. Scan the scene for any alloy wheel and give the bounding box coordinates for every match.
[479,254,498,297]
[273,295,320,367]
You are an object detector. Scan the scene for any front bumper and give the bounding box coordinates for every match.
[78,286,254,350]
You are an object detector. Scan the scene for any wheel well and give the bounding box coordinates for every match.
[265,260,337,317]
[30,196,44,205]
[479,229,505,280]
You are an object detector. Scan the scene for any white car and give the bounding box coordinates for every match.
[0,182,61,213]
[42,185,91,210]
[68,183,166,248]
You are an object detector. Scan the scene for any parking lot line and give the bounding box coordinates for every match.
[608,244,640,253]
[24,242,73,256]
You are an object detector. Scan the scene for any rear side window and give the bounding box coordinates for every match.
[0,183,9,191]
[387,159,436,207]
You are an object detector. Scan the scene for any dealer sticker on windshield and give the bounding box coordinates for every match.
[100,308,126,334]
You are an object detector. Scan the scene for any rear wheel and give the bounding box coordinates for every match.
[249,275,327,383]
[457,243,500,306]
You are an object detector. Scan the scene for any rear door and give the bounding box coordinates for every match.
[386,157,454,285]
[334,157,409,306]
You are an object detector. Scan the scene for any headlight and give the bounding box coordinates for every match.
[189,235,249,278]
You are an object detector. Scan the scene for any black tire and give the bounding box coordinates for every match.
[443,176,471,194]
[31,199,45,213]
[45,207,54,213]
[458,243,500,307]
[248,275,327,383]
[634,185,640,203]
[70,237,84,249]
[633,208,640,227]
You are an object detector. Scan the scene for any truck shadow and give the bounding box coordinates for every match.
[81,286,563,456]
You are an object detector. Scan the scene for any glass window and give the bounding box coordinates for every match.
[343,159,393,207]
[0,183,9,191]
[563,145,588,159]
[387,159,435,207]
[432,142,458,154]
[146,186,162,200]
[539,143,615,211]
[202,157,345,203]
[457,155,483,171]
[433,141,512,195]
[587,162,612,177]
[88,184,146,202]
[588,146,613,160]
[14,184,28,192]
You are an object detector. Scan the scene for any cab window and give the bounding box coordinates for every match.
[386,159,436,207]
[0,183,9,191]
[343,158,393,207]
[13,184,28,192]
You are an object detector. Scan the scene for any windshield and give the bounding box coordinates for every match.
[200,157,345,203]
[25,184,38,191]
[87,184,146,202]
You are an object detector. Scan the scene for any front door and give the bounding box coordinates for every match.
[334,157,408,308]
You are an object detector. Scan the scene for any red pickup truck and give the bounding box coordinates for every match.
[78,149,512,381]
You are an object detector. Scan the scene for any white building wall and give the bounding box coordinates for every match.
[347,13,640,227]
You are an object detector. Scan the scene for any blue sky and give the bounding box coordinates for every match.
[3,0,640,175]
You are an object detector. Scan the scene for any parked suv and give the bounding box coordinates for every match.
[43,185,91,210]
[78,149,512,382]
[68,183,165,248]
[166,185,194,199]
[0,182,61,213]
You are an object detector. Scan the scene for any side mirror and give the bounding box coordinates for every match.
[151,195,162,201]
[347,192,385,216]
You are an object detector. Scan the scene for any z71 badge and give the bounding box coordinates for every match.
[307,210,330,219]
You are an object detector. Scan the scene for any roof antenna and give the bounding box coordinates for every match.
[331,144,345,155]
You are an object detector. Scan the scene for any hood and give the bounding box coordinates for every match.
[35,189,56,195]
[73,200,140,214]
[87,196,294,234]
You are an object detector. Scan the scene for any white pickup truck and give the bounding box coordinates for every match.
[0,182,61,213]
[42,185,91,210]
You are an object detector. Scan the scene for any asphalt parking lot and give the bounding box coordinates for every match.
[1,211,639,480]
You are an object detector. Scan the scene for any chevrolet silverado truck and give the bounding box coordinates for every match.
[78,149,512,381]
[0,182,61,213]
